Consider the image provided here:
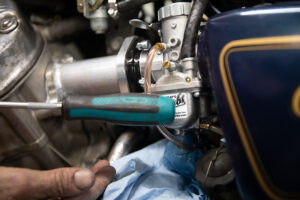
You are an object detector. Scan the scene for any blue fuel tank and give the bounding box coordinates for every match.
[199,3,300,200]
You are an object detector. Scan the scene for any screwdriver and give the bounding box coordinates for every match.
[0,93,175,125]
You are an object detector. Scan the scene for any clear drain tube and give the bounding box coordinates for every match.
[144,43,165,94]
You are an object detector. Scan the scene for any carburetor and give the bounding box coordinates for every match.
[140,2,201,129]
[49,2,202,129]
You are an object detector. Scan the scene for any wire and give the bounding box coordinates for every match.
[200,123,223,136]
[90,0,104,12]
[210,3,221,14]
[77,0,104,13]
[156,126,197,150]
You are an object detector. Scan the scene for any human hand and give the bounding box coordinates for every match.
[0,160,115,200]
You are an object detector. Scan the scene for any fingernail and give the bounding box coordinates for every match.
[74,169,95,190]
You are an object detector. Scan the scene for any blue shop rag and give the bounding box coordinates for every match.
[103,139,208,200]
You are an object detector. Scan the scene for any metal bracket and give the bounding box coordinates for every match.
[116,36,139,93]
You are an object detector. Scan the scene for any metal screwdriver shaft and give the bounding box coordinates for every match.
[0,101,62,110]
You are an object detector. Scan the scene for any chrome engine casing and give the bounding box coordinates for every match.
[0,0,113,169]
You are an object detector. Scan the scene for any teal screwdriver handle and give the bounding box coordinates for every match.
[63,93,175,125]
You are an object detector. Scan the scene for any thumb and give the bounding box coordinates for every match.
[36,168,95,198]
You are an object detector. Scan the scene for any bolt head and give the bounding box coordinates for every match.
[171,23,177,29]
[162,61,171,69]
[193,92,200,98]
[185,77,191,83]
[136,40,151,50]
[138,78,145,85]
[108,8,118,18]
[0,14,18,33]
[108,8,114,15]
[168,37,180,48]
[170,51,179,61]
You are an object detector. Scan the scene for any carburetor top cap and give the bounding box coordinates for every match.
[158,2,191,21]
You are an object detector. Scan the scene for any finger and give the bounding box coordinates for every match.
[92,166,116,197]
[36,167,95,198]
[0,167,39,200]
[69,166,116,200]
[92,160,110,173]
